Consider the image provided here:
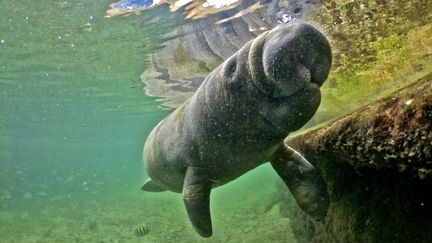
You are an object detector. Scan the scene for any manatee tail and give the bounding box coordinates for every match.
[270,143,329,221]
[141,178,167,192]
[182,166,213,238]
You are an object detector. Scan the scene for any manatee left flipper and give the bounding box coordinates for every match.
[182,166,213,238]
[141,178,167,192]
[271,144,329,221]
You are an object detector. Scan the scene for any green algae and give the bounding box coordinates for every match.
[305,0,432,124]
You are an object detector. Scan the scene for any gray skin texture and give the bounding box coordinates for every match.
[143,21,332,238]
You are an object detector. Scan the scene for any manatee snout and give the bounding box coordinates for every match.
[250,21,332,98]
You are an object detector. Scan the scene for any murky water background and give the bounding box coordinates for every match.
[0,0,166,200]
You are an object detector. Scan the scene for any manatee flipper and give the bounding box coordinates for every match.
[141,178,167,192]
[271,144,329,221]
[182,166,213,238]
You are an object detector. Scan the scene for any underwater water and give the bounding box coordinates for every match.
[0,1,297,242]
[1,0,431,242]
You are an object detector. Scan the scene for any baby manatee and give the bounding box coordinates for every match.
[142,21,332,237]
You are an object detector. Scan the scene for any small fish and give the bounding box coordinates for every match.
[135,226,150,236]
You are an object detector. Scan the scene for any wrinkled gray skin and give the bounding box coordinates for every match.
[143,21,332,238]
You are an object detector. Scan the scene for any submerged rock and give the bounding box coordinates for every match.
[276,75,432,243]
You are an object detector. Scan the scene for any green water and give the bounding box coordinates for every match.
[0,1,295,242]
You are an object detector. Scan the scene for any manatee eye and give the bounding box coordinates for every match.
[224,56,244,93]
[294,7,302,14]
[225,57,237,78]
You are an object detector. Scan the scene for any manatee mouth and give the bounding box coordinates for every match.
[249,21,332,98]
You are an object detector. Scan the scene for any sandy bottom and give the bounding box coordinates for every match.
[0,166,298,242]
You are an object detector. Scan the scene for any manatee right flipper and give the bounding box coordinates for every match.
[271,144,329,221]
[182,166,213,238]
[141,178,167,192]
